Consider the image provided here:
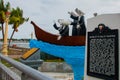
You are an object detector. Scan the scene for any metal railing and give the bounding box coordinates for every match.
[0,53,55,80]
[0,62,21,80]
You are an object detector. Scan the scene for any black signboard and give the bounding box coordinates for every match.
[87,29,119,80]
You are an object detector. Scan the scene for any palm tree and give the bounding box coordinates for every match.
[0,0,10,40]
[0,0,5,39]
[8,7,29,48]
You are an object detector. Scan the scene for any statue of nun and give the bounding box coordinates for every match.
[68,8,86,36]
[53,19,71,40]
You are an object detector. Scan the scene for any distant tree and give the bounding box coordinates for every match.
[8,7,29,48]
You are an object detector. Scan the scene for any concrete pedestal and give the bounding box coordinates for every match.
[20,48,43,69]
[20,49,43,80]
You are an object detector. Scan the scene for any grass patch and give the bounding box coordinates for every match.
[45,59,64,62]
[1,60,12,67]
[1,58,20,67]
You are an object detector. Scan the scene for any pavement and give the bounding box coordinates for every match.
[10,67,74,80]
[42,72,74,80]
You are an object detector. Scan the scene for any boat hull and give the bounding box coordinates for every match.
[31,21,86,46]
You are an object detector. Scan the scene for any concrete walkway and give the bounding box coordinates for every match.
[10,67,74,80]
[42,72,74,80]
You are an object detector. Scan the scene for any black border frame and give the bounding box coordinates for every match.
[87,29,119,80]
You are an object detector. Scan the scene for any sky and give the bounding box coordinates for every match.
[1,0,120,39]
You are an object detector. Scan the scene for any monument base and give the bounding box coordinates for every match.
[84,13,120,80]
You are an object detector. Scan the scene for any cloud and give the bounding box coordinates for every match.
[1,0,120,39]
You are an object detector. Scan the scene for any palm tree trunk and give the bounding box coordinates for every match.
[8,29,15,50]
[1,23,4,40]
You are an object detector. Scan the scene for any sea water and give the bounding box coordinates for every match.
[0,41,29,49]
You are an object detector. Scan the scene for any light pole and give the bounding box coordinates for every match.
[2,10,10,56]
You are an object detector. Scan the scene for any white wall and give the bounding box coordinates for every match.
[84,13,120,80]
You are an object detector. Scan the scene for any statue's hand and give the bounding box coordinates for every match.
[57,35,62,40]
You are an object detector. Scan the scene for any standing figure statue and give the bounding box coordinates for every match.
[68,11,78,36]
[68,8,86,36]
[53,19,70,40]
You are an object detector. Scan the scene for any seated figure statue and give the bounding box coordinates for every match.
[53,19,71,40]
